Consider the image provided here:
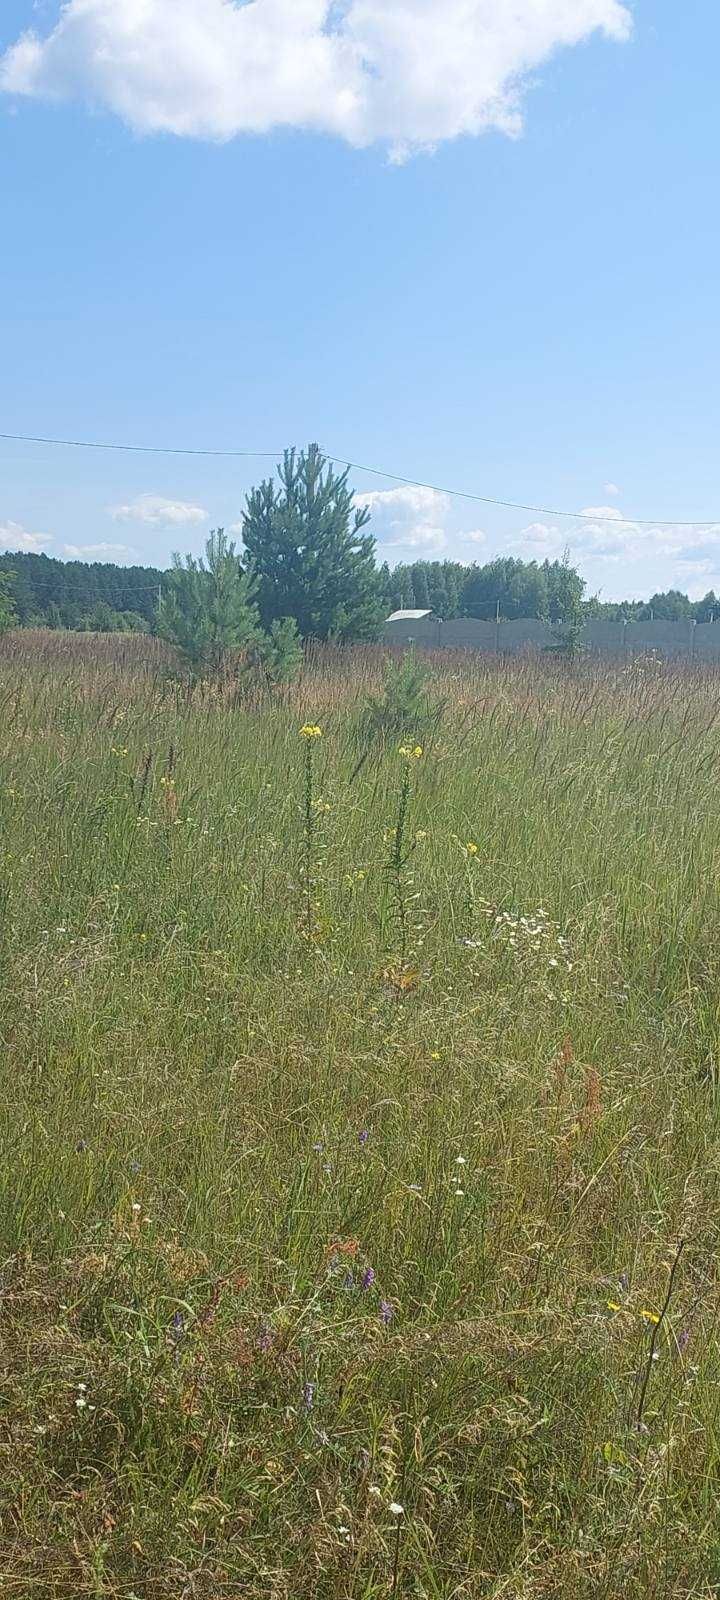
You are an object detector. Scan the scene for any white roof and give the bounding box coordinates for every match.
[386,609,433,622]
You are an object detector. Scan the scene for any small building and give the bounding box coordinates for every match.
[384,608,439,646]
[386,609,434,624]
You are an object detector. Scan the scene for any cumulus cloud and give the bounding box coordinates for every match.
[604,482,621,497]
[511,506,720,585]
[359,485,490,556]
[358,484,450,554]
[0,518,52,551]
[110,494,207,526]
[63,541,135,558]
[0,0,632,157]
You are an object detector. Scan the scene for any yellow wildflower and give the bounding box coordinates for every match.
[398,743,423,760]
[466,842,479,856]
[606,1300,623,1313]
[640,1308,661,1325]
[299,724,323,740]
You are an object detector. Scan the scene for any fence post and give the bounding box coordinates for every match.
[495,601,500,654]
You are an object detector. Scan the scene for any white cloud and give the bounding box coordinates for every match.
[509,506,720,592]
[393,525,448,553]
[359,486,489,557]
[357,485,445,519]
[604,482,621,497]
[579,504,625,522]
[110,494,207,526]
[0,518,52,551]
[0,0,632,157]
[358,484,450,554]
[63,541,135,559]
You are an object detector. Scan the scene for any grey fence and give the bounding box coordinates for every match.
[383,616,720,659]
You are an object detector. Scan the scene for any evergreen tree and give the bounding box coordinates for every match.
[242,444,385,641]
[156,529,261,672]
[378,562,393,613]
[251,616,303,685]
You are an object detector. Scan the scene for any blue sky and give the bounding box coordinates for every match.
[1,0,719,600]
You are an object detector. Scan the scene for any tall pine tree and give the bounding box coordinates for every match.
[242,444,385,641]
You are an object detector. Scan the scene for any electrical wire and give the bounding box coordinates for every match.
[0,432,281,461]
[0,430,716,530]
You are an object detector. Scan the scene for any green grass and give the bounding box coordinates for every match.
[2,632,720,1597]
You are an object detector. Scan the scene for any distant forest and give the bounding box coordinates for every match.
[1,548,718,634]
[383,558,720,624]
[0,551,164,633]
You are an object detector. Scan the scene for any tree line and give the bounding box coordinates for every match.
[0,551,163,633]
[384,561,720,624]
[0,445,718,651]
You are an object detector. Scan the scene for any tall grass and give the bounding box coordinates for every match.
[1,631,720,1596]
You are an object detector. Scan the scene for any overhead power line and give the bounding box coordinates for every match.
[0,432,282,461]
[0,429,717,530]
[322,453,718,529]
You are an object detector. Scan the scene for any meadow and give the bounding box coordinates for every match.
[1,630,720,1598]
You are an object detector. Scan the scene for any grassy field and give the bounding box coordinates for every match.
[2,631,720,1598]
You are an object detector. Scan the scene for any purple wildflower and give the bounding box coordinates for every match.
[342,1270,355,1290]
[618,1270,629,1295]
[358,1129,370,1147]
[75,1138,88,1154]
[302,1380,316,1411]
[258,1323,273,1354]
[379,1299,394,1326]
[677,1327,691,1354]
[361,1266,376,1292]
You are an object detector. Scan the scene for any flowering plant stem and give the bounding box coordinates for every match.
[303,737,316,938]
[389,760,412,968]
[636,1237,685,1430]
